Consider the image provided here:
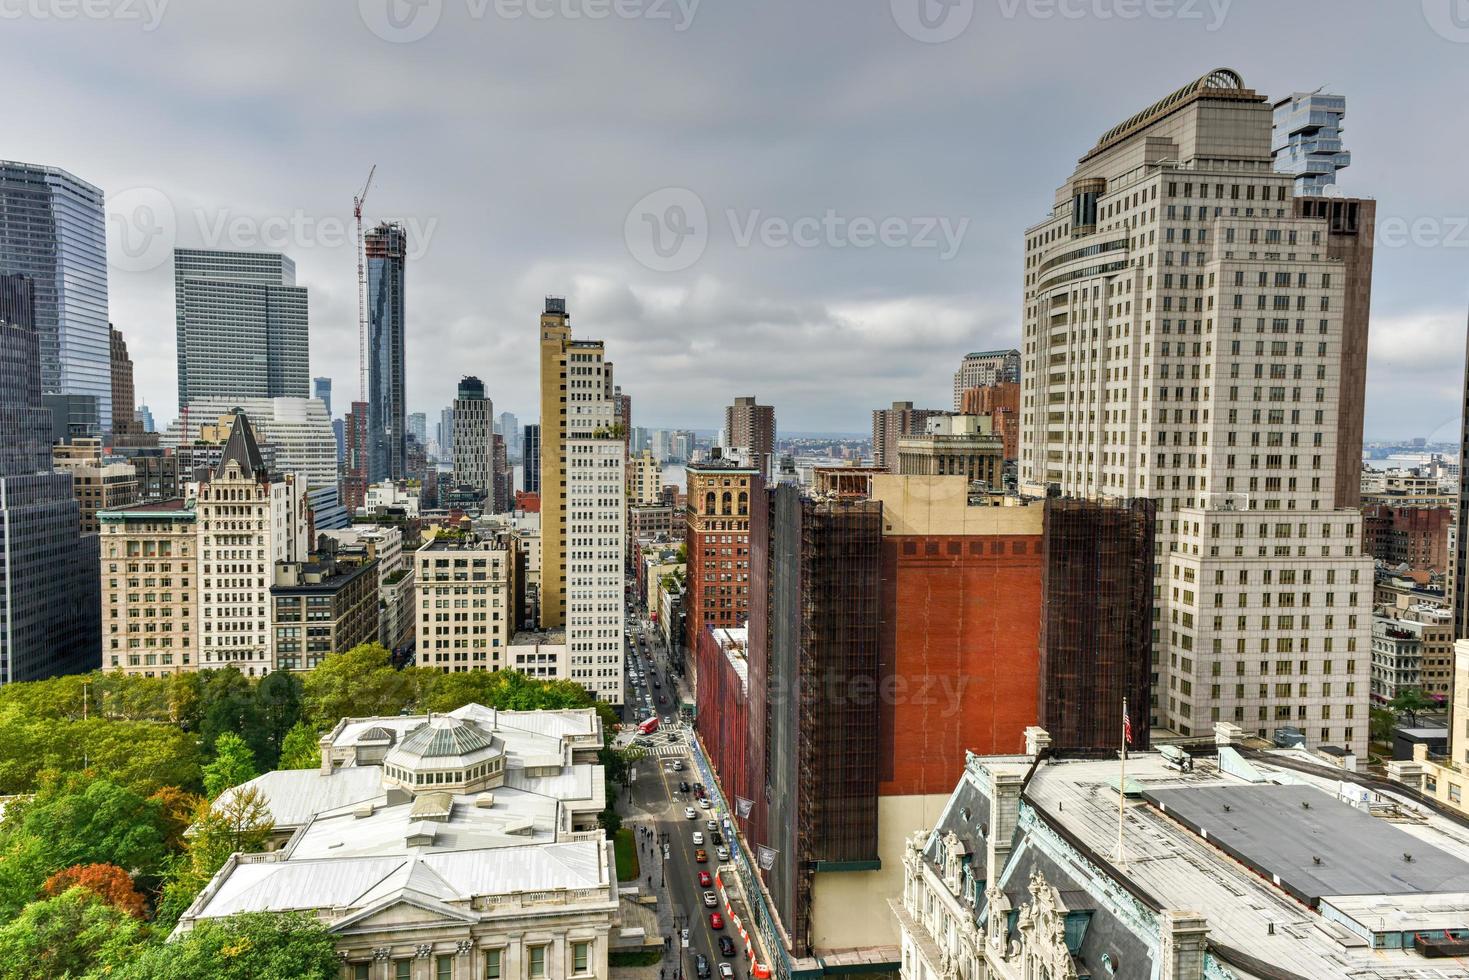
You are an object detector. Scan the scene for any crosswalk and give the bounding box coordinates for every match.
[646,744,688,759]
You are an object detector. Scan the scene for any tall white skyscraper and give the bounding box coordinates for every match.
[1019,68,1372,754]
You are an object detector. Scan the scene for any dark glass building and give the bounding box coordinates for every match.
[366,222,407,483]
[0,274,100,683]
[0,162,111,431]
[522,423,541,495]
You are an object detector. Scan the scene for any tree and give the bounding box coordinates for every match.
[200,669,267,763]
[202,733,258,799]
[188,787,275,879]
[0,776,168,920]
[106,911,339,980]
[255,671,303,770]
[148,786,205,851]
[0,886,145,980]
[1370,706,1396,745]
[0,715,200,798]
[41,862,147,918]
[302,643,426,727]
[1388,688,1440,727]
[277,722,321,770]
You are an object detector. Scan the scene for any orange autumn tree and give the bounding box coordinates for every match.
[41,863,147,919]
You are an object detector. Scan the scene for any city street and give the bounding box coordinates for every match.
[625,737,757,980]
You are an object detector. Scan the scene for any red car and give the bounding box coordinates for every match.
[698,871,712,887]
[695,848,708,863]
[710,912,724,929]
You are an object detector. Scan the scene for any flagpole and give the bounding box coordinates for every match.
[1117,696,1127,867]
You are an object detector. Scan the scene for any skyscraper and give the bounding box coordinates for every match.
[1018,68,1373,753]
[437,407,454,460]
[497,411,520,458]
[537,297,625,702]
[407,412,427,446]
[174,248,309,407]
[523,423,540,494]
[0,161,111,431]
[1271,90,1351,197]
[313,376,332,417]
[871,401,946,472]
[342,401,369,515]
[724,396,776,478]
[0,273,100,683]
[109,326,153,447]
[366,222,407,483]
[452,376,495,500]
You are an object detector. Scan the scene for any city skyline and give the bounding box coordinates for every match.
[7,3,1465,437]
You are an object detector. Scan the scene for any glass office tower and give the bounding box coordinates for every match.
[174,248,309,407]
[366,222,407,482]
[0,161,111,431]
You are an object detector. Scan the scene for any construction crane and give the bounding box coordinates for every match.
[354,165,377,404]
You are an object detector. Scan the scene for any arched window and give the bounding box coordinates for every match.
[722,492,733,515]
[738,492,748,516]
[705,491,716,514]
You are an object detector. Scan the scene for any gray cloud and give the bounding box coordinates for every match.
[4,0,1465,435]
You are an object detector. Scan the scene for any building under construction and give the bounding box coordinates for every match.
[1039,496,1156,752]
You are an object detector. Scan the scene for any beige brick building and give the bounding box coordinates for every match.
[1018,69,1373,753]
[415,529,517,672]
[99,499,198,676]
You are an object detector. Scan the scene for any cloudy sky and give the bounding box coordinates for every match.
[9,0,1468,438]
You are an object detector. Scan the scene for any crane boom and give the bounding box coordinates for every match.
[354,165,377,404]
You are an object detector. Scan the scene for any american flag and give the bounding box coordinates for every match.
[1123,700,1133,747]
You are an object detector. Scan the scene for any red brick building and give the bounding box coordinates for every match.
[1363,503,1451,573]
[683,454,760,673]
[960,381,1020,460]
[872,478,1045,796]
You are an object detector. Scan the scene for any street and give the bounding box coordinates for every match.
[621,611,760,980]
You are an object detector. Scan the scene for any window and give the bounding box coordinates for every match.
[354,966,369,980]
[529,945,547,979]
[437,954,453,980]
[573,941,591,975]
[396,961,412,980]
[485,949,503,979]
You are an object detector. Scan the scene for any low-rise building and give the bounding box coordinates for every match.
[271,549,380,671]
[415,529,517,672]
[900,730,1469,980]
[99,498,197,676]
[181,704,618,978]
[363,481,421,518]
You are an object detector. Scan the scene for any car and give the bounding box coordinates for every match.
[716,846,730,861]
[695,849,708,863]
[699,797,712,809]
[719,964,734,980]
[709,912,724,929]
[653,680,661,689]
[698,871,712,887]
[695,954,711,979]
[685,807,697,820]
[719,936,736,958]
[672,760,685,771]
[710,831,724,846]
[706,820,718,831]
[680,781,691,793]
[693,783,706,797]
[692,832,704,845]
[702,890,718,907]
[658,695,668,705]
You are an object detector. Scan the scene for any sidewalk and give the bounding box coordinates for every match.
[616,817,680,980]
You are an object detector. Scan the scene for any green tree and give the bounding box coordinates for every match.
[0,886,146,980]
[277,722,321,770]
[0,776,168,920]
[202,733,258,799]
[155,789,275,934]
[106,911,339,980]
[302,643,427,727]
[1370,706,1396,745]
[200,669,267,763]
[254,671,303,770]
[1388,688,1440,727]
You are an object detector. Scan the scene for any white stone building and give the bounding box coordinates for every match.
[1017,68,1373,753]
[896,729,1469,980]
[415,530,517,672]
[196,411,309,676]
[183,704,619,980]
